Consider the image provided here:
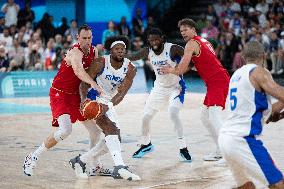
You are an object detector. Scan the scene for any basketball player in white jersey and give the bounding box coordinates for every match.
[219,41,284,188]
[127,28,191,161]
[69,36,140,181]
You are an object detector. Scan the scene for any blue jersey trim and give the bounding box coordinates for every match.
[87,88,99,100]
[249,90,268,136]
[244,136,283,184]
[174,77,186,104]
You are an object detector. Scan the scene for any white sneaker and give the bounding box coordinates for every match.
[89,164,113,176]
[203,151,222,161]
[214,158,227,167]
[23,153,37,176]
[112,165,141,181]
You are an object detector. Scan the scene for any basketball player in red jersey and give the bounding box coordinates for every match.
[23,25,109,176]
[161,18,230,161]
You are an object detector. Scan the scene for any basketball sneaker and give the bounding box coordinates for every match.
[179,147,192,162]
[23,153,37,176]
[112,165,141,181]
[89,163,113,176]
[69,155,87,178]
[132,142,154,158]
[203,151,222,161]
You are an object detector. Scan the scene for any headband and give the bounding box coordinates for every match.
[110,41,126,49]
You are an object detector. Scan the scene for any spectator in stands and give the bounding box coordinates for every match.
[228,0,241,13]
[43,38,56,70]
[37,13,55,44]
[202,20,219,40]
[269,30,282,74]
[0,45,9,72]
[9,24,17,37]
[117,16,131,38]
[101,20,118,45]
[64,19,78,44]
[206,4,218,26]
[1,0,19,27]
[132,8,144,37]
[54,34,63,52]
[130,36,144,67]
[213,0,226,18]
[17,2,35,28]
[7,37,24,71]
[143,15,156,42]
[0,13,5,33]
[241,0,253,18]
[229,12,242,36]
[56,17,69,36]
[196,13,207,32]
[256,0,269,15]
[0,27,12,50]
[26,43,42,71]
[222,32,239,71]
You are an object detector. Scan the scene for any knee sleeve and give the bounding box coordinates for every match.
[54,114,72,142]
[169,106,183,138]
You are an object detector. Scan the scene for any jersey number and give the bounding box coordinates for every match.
[230,88,237,111]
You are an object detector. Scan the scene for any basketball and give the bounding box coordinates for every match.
[81,99,103,120]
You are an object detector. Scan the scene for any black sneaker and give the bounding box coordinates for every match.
[132,142,154,158]
[180,147,192,162]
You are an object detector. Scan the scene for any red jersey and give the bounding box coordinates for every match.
[52,44,96,94]
[191,36,228,83]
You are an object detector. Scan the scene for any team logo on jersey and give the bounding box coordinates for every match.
[152,60,168,66]
[105,75,123,83]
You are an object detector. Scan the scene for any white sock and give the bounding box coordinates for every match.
[105,135,125,166]
[178,137,187,149]
[142,135,151,145]
[32,142,47,159]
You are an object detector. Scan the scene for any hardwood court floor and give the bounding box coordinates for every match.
[0,93,283,189]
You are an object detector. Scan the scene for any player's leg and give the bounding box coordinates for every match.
[201,105,222,161]
[133,89,164,158]
[219,133,251,187]
[23,114,73,176]
[81,119,112,176]
[168,89,191,162]
[241,137,283,188]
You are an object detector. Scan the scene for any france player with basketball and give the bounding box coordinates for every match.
[126,28,192,161]
[69,35,140,181]
[219,41,284,188]
[161,18,230,161]
[23,25,110,177]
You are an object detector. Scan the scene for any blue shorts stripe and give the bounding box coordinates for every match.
[244,136,283,185]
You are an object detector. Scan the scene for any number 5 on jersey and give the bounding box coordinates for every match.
[230,88,237,111]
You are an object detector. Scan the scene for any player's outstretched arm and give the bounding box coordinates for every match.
[70,48,102,94]
[266,101,284,123]
[161,40,198,75]
[111,63,137,106]
[80,57,105,101]
[252,67,284,103]
[125,47,149,61]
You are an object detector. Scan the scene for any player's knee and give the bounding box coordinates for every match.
[54,114,72,141]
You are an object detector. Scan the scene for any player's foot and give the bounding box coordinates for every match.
[112,165,141,181]
[179,147,192,162]
[89,164,113,176]
[132,142,154,158]
[203,151,222,161]
[23,153,37,176]
[69,155,87,178]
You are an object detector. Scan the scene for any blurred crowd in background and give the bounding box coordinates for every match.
[0,0,283,78]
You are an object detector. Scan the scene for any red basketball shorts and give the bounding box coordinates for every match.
[49,88,86,127]
[204,72,230,109]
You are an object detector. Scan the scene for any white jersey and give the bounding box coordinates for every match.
[221,64,271,137]
[149,42,181,87]
[96,55,132,101]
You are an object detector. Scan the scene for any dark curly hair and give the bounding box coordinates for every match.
[146,27,166,40]
[104,35,130,51]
